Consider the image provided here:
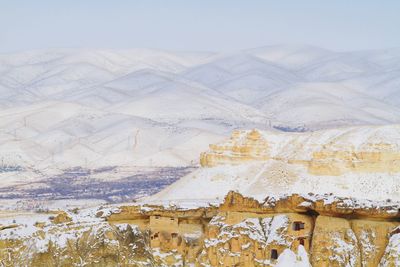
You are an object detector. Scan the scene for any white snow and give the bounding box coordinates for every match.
[151,125,400,203]
[1,45,400,196]
[275,246,311,267]
[380,232,400,266]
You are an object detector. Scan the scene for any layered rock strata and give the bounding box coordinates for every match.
[200,127,400,176]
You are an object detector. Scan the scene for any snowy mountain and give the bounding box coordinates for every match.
[0,45,400,192]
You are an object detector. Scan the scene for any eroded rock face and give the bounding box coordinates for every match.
[380,228,400,267]
[352,220,397,267]
[200,128,400,176]
[198,213,312,266]
[0,222,153,266]
[200,129,270,167]
[309,149,400,176]
[1,192,400,266]
[311,216,361,267]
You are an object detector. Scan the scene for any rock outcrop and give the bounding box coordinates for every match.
[380,228,400,266]
[200,127,400,176]
[0,221,153,266]
[2,191,400,266]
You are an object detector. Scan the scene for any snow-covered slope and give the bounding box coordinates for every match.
[1,45,400,189]
[257,82,400,128]
[151,125,400,203]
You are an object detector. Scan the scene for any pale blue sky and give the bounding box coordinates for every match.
[1,0,399,53]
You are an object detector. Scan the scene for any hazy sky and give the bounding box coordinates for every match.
[1,0,400,53]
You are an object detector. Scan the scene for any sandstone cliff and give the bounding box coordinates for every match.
[200,127,400,175]
[155,125,400,202]
[1,191,400,266]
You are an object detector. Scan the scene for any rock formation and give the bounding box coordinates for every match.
[2,126,400,266]
[0,191,400,266]
[200,127,400,176]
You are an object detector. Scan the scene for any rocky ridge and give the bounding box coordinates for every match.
[155,125,400,202]
[200,127,400,176]
[1,191,400,266]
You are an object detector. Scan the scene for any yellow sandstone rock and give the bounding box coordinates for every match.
[1,191,400,266]
[50,211,72,224]
[200,129,400,176]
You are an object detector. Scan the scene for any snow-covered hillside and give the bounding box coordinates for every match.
[150,125,400,203]
[0,45,400,191]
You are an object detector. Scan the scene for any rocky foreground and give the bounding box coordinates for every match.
[1,191,400,266]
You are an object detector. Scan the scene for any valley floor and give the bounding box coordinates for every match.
[0,166,195,210]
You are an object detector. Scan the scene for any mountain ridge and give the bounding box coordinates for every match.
[1,45,400,195]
